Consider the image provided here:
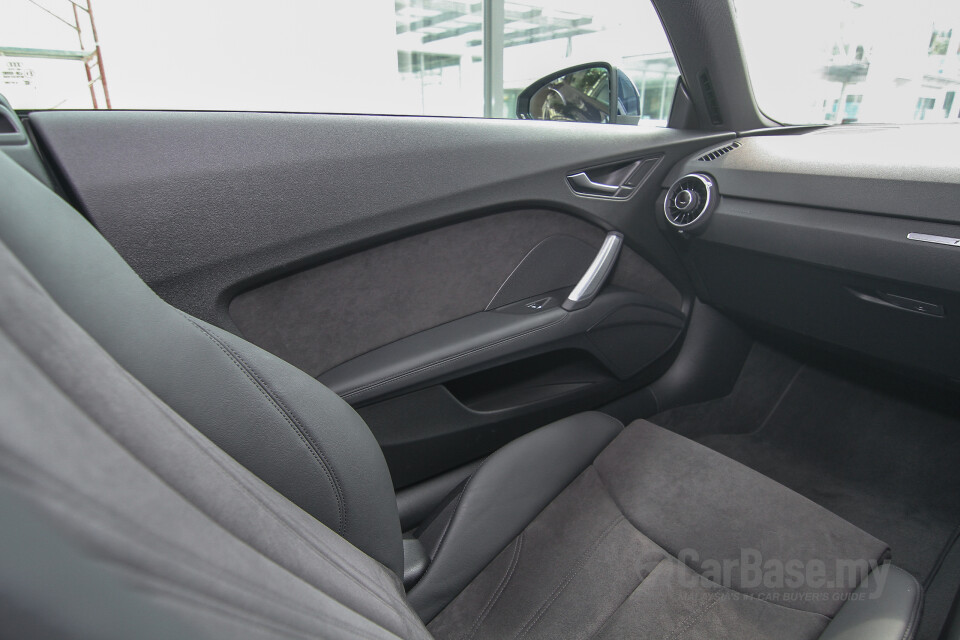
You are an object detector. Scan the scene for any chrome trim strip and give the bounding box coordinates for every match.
[907,233,960,247]
[562,232,623,311]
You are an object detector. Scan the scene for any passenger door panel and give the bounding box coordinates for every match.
[28,110,731,486]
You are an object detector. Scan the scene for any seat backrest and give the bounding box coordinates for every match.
[0,151,403,577]
[0,232,429,639]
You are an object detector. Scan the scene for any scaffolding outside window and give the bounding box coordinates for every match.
[2,0,678,125]
[2,0,109,109]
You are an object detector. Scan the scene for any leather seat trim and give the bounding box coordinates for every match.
[463,533,525,639]
[407,411,624,621]
[187,317,346,535]
[0,154,403,576]
[818,564,922,640]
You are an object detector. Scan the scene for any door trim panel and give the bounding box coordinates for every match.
[29,110,731,330]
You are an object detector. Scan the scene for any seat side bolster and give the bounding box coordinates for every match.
[818,564,922,640]
[197,319,404,578]
[406,411,623,622]
[0,152,404,578]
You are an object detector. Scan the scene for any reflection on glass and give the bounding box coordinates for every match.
[529,67,611,123]
[396,0,678,122]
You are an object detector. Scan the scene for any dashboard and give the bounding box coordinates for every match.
[660,125,960,382]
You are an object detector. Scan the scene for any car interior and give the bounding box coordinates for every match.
[2,0,960,638]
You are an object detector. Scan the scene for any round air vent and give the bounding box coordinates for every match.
[663,173,718,233]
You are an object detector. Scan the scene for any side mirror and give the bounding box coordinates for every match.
[516,62,642,125]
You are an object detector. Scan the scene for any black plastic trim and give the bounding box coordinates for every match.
[320,288,684,407]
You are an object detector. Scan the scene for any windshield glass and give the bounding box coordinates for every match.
[734,0,960,124]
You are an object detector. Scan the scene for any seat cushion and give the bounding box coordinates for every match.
[427,420,894,640]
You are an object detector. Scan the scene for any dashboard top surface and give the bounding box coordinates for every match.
[672,124,960,224]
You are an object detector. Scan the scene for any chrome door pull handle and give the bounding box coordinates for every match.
[562,232,623,311]
[568,172,621,195]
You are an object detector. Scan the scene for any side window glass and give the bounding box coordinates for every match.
[5,0,679,125]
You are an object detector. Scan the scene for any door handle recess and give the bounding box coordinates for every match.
[563,232,623,311]
[567,172,621,195]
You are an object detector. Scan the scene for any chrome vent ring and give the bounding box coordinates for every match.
[663,173,717,232]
